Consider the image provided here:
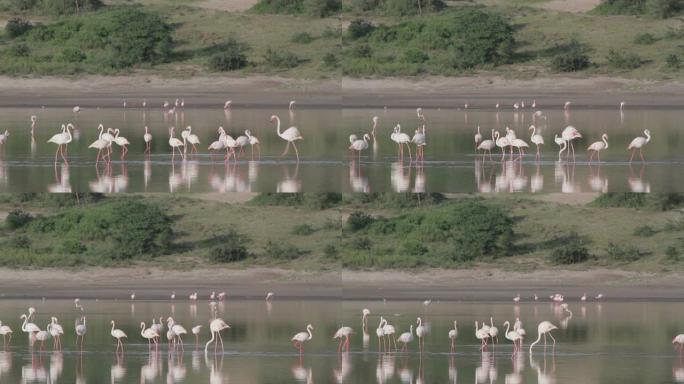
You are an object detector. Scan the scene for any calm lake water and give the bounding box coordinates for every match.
[0,299,681,383]
[0,106,682,193]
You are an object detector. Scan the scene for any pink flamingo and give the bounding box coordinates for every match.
[628,129,651,163]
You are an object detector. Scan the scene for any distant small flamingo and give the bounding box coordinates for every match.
[362,308,370,328]
[595,293,604,300]
[448,320,458,352]
[628,129,651,163]
[564,101,571,110]
[245,130,261,159]
[266,292,274,301]
[416,107,425,121]
[581,293,587,301]
[289,100,296,111]
[513,293,521,303]
[587,134,608,163]
[224,100,232,110]
[620,101,626,111]
[0,130,8,146]
[192,325,201,346]
[673,334,684,354]
[474,126,482,148]
[144,126,152,154]
[73,106,81,113]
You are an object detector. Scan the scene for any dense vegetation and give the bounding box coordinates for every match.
[351,0,446,15]
[1,6,172,74]
[0,0,102,15]
[342,8,515,75]
[593,0,682,18]
[0,193,683,270]
[251,0,341,17]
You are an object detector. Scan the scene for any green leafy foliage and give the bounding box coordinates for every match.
[5,17,32,38]
[593,0,681,18]
[208,229,251,262]
[5,209,33,229]
[550,39,591,72]
[604,242,645,262]
[634,32,657,44]
[342,8,515,75]
[292,223,316,235]
[347,19,375,40]
[666,54,681,69]
[606,49,642,69]
[263,48,301,68]
[346,211,375,231]
[292,32,315,44]
[264,240,304,260]
[548,232,591,264]
[208,39,249,71]
[251,0,340,16]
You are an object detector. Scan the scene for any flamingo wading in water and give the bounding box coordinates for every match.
[271,115,303,161]
[628,129,651,163]
[587,133,608,163]
[291,324,314,354]
[529,321,558,354]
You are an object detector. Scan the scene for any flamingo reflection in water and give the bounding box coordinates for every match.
[48,163,71,193]
[391,162,410,193]
[587,164,608,193]
[628,164,650,193]
[277,163,301,193]
[349,160,370,193]
[530,353,557,384]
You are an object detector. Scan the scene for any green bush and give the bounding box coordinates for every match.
[593,0,681,18]
[548,232,591,264]
[402,48,429,63]
[349,236,372,250]
[292,32,315,44]
[208,230,251,263]
[350,43,373,58]
[264,240,303,260]
[347,19,375,39]
[208,39,249,71]
[347,211,375,231]
[633,225,657,237]
[666,54,681,69]
[6,209,33,229]
[606,49,642,69]
[42,0,102,15]
[292,223,315,235]
[382,0,445,15]
[634,32,657,44]
[591,193,647,208]
[665,245,679,261]
[7,234,31,249]
[304,0,341,16]
[605,242,644,262]
[550,39,591,72]
[263,48,300,68]
[323,243,339,259]
[249,193,343,209]
[5,17,32,38]
[646,0,682,18]
[351,0,381,11]
[403,240,428,256]
[60,239,86,254]
[7,43,31,57]
[59,47,86,62]
[322,52,338,68]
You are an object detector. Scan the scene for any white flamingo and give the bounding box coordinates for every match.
[415,317,427,353]
[529,321,558,354]
[245,130,261,159]
[223,100,232,110]
[587,133,608,163]
[183,126,200,154]
[140,322,159,351]
[412,126,426,162]
[289,100,296,111]
[0,321,12,348]
[561,126,582,160]
[110,320,127,352]
[0,130,8,145]
[448,321,458,353]
[112,129,130,160]
[376,317,386,352]
[391,124,412,161]
[489,317,499,344]
[478,129,495,160]
[143,126,153,154]
[349,134,370,161]
[396,325,414,352]
[168,127,185,160]
[529,125,544,159]
[192,325,202,346]
[474,126,482,148]
[291,324,314,354]
[89,125,110,163]
[47,124,72,164]
[75,316,86,350]
[628,129,651,163]
[271,115,303,161]
[333,326,353,352]
[205,318,230,354]
[495,131,510,161]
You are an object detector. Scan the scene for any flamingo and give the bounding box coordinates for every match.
[489,317,499,344]
[291,324,314,354]
[245,130,260,159]
[412,126,426,162]
[448,320,458,353]
[223,100,232,110]
[620,101,626,111]
[475,321,489,350]
[205,318,230,354]
[49,317,64,350]
[503,321,523,352]
[513,293,521,303]
[140,322,159,351]
[0,321,11,348]
[167,317,187,350]
[192,325,202,346]
[474,126,482,148]
[89,125,111,163]
[477,129,495,160]
[362,308,370,328]
[143,126,153,154]
[595,293,604,300]
[376,317,386,352]
[529,125,544,159]
[208,133,227,161]
[510,137,529,159]
[628,129,651,163]
[75,316,86,350]
[416,107,425,121]
[561,126,582,160]
[333,326,353,352]
[184,126,200,154]
[73,106,80,113]
[371,116,379,139]
[163,101,170,109]
[396,325,414,352]
[529,321,558,354]
[564,101,571,110]
[289,100,296,111]
[235,133,250,158]
[587,134,608,163]
[171,291,176,300]
[266,292,274,301]
[112,129,130,160]
[532,99,537,108]
[168,127,185,160]
[271,115,303,161]
[392,124,412,161]
[0,130,8,145]
[383,320,397,351]
[30,115,37,134]
[495,131,510,160]
[349,134,370,161]
[20,313,39,345]
[415,317,427,353]
[130,292,135,301]
[110,321,127,352]
[556,136,568,162]
[581,293,587,301]
[35,327,49,351]
[47,124,72,163]
[673,334,684,354]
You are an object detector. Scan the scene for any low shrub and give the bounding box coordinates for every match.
[208,39,249,71]
[59,47,86,63]
[606,49,642,69]
[666,54,681,69]
[349,236,372,250]
[665,245,679,261]
[548,232,591,264]
[634,32,657,44]
[346,211,375,231]
[6,209,33,229]
[60,239,87,254]
[292,223,315,235]
[6,234,31,249]
[7,43,31,57]
[550,39,591,72]
[633,225,657,237]
[264,240,303,260]
[323,243,339,259]
[263,48,300,68]
[5,17,32,38]
[208,229,251,262]
[292,32,315,44]
[322,52,338,68]
[604,242,644,262]
[591,193,647,208]
[347,19,375,39]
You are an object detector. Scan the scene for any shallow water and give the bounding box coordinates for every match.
[0,299,682,383]
[0,106,682,192]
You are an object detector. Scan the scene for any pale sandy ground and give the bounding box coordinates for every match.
[0,267,682,301]
[540,0,601,13]
[1,75,684,109]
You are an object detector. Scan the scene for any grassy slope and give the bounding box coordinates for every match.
[0,194,681,272]
[0,0,682,79]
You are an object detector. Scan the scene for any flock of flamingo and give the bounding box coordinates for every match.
[0,99,654,168]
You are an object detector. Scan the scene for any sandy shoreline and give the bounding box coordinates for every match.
[0,267,682,301]
[0,74,683,109]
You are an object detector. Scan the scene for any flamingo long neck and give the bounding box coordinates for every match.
[140,323,145,336]
[275,117,281,137]
[490,317,494,327]
[529,331,543,352]
[602,135,608,148]
[65,126,72,142]
[417,318,422,327]
[531,126,536,136]
[410,325,413,334]
[504,322,510,336]
[21,316,27,332]
[644,130,651,142]
[205,329,217,353]
[111,322,115,332]
[307,326,313,339]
